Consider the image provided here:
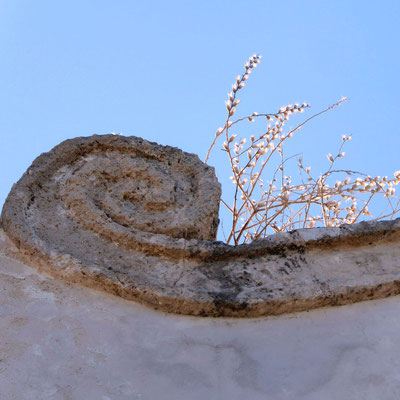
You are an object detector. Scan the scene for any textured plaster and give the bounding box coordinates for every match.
[1,230,400,400]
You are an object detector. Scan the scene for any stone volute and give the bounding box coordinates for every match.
[2,134,400,317]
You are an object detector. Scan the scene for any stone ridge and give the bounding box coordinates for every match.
[2,134,400,317]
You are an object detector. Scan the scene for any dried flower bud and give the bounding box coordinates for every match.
[232,99,240,107]
[228,134,237,143]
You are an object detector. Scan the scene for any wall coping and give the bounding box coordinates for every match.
[2,135,400,317]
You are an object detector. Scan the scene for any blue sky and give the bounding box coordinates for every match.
[1,1,400,239]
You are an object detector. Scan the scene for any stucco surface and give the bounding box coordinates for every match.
[1,229,400,400]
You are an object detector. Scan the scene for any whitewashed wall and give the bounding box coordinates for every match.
[1,229,400,400]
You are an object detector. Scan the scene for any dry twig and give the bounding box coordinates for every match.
[206,54,400,245]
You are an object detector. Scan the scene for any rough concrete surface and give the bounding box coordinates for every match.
[2,134,400,317]
[1,229,400,400]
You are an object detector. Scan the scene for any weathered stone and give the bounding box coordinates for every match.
[2,134,400,317]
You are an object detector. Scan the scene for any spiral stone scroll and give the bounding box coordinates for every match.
[2,134,400,317]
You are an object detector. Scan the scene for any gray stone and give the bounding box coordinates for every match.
[2,134,400,317]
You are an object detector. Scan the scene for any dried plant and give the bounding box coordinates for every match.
[206,54,400,245]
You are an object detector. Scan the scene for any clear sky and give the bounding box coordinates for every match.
[1,1,400,239]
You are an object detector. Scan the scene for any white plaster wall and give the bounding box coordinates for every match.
[1,229,400,400]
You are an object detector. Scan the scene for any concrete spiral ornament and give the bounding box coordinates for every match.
[2,135,400,317]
